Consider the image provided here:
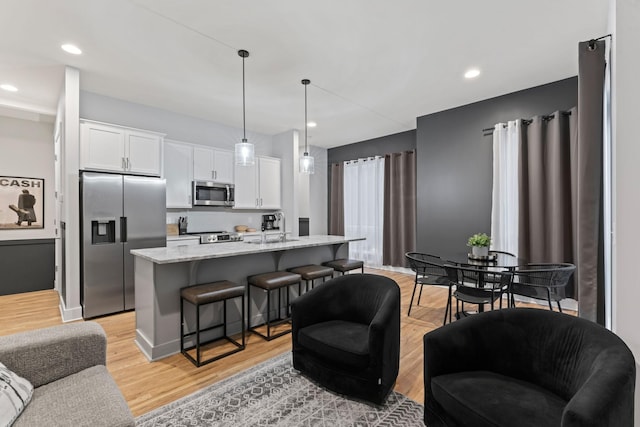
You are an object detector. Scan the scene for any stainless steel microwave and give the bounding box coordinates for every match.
[192,181,235,207]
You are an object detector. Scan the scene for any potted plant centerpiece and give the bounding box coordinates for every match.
[467,233,491,258]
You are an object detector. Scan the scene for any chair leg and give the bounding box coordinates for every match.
[417,283,424,306]
[557,300,563,313]
[442,286,452,326]
[195,303,201,366]
[241,294,245,347]
[546,289,554,311]
[407,281,419,316]
[180,297,184,354]
[448,286,453,323]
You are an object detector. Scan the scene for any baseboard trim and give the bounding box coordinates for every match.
[58,296,83,322]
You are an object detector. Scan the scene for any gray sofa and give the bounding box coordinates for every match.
[0,322,135,427]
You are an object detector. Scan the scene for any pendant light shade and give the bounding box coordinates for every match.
[235,49,255,166]
[300,79,315,174]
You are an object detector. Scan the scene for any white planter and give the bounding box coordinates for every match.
[472,246,489,257]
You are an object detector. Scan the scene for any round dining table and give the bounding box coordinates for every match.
[438,251,527,313]
[439,251,526,269]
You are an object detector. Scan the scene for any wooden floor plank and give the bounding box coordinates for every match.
[0,268,570,417]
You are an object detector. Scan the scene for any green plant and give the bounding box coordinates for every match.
[467,233,491,247]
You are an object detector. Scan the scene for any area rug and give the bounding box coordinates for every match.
[136,352,424,426]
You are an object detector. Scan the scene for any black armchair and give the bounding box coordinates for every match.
[424,308,635,427]
[291,273,400,405]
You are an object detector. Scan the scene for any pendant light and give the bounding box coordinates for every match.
[235,49,255,166]
[299,79,314,174]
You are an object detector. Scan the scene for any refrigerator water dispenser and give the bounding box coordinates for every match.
[91,219,115,244]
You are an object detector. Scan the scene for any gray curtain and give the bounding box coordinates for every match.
[328,162,344,235]
[517,40,605,320]
[576,40,606,323]
[518,110,577,297]
[383,150,416,266]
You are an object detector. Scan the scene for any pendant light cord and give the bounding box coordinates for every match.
[242,53,246,141]
[238,50,249,142]
[302,79,310,155]
[304,83,308,154]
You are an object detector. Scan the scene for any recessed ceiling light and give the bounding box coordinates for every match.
[464,68,480,79]
[61,44,82,55]
[307,121,317,128]
[0,84,18,92]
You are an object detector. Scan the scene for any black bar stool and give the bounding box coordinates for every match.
[180,280,245,367]
[248,271,301,340]
[322,259,364,276]
[288,265,334,292]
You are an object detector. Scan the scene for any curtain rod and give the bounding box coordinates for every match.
[588,34,612,50]
[331,149,415,166]
[482,111,572,134]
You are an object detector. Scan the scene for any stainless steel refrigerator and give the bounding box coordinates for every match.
[81,172,166,318]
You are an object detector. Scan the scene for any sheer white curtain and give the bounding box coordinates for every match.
[343,156,385,267]
[490,120,520,256]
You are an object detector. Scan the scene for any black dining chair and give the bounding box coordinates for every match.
[445,264,512,319]
[510,263,576,312]
[405,252,454,325]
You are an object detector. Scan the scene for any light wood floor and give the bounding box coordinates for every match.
[0,268,571,417]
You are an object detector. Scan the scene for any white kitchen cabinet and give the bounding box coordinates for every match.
[258,157,281,209]
[80,120,163,176]
[164,141,193,208]
[234,156,281,209]
[193,147,233,183]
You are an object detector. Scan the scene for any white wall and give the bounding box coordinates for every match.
[610,0,640,422]
[298,172,310,218]
[309,144,328,235]
[80,91,274,155]
[0,116,55,240]
[272,129,299,236]
[59,66,82,321]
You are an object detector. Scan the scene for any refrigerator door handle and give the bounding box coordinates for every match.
[120,216,128,242]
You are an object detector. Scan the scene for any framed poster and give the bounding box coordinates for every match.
[0,176,44,229]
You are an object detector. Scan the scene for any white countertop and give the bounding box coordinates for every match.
[133,235,364,264]
[167,231,284,241]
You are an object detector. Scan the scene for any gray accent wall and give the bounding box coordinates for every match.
[0,239,54,295]
[417,77,578,256]
[328,130,416,164]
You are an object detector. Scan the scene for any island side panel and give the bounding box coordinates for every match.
[135,241,350,361]
[134,256,157,360]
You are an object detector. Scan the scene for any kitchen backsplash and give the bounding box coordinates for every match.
[166,210,270,233]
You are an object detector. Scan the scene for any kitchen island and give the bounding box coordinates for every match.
[131,235,364,361]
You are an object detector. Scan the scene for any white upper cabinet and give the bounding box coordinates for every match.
[163,141,193,208]
[213,149,234,183]
[234,163,258,209]
[80,120,163,176]
[234,156,281,209]
[126,130,162,175]
[193,147,233,183]
[258,156,281,209]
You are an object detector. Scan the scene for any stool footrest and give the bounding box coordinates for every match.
[182,336,245,367]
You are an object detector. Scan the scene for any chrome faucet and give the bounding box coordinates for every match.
[275,211,286,242]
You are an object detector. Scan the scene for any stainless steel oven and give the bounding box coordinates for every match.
[192,181,235,207]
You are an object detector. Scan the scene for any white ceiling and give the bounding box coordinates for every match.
[0,0,608,148]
